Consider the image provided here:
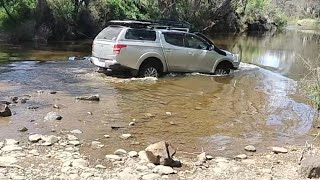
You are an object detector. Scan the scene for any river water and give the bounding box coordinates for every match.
[0,29,319,158]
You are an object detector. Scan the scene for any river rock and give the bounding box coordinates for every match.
[70,129,82,134]
[67,134,78,141]
[0,156,17,167]
[29,134,42,142]
[235,154,247,160]
[272,147,288,154]
[118,171,140,180]
[114,149,127,156]
[121,134,132,139]
[299,155,320,178]
[1,145,22,152]
[80,172,93,179]
[198,152,207,163]
[105,154,122,161]
[153,165,174,175]
[0,104,12,117]
[53,104,60,109]
[245,145,256,152]
[29,149,40,156]
[5,139,18,145]
[91,141,104,149]
[44,112,62,121]
[95,164,106,169]
[10,96,18,103]
[75,95,100,101]
[72,159,88,168]
[41,135,59,146]
[19,98,28,104]
[69,141,81,146]
[145,141,176,166]
[69,174,79,180]
[139,151,149,162]
[0,100,10,105]
[206,155,214,160]
[18,127,28,132]
[142,173,161,180]
[128,151,138,157]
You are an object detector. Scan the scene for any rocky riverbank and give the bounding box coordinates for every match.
[0,131,320,180]
[1,96,320,180]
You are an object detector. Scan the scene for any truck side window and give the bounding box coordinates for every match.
[186,34,210,50]
[163,33,185,47]
[96,27,122,41]
[125,29,156,41]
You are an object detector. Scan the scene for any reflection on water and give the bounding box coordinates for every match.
[0,41,91,62]
[211,29,320,80]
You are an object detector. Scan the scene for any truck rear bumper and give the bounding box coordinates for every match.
[90,57,119,68]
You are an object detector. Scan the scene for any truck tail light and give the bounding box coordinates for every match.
[113,44,127,54]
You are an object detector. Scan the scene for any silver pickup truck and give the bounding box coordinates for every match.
[90,20,240,77]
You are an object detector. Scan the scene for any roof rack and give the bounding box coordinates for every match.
[108,20,191,32]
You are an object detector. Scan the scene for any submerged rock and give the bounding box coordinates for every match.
[44,112,62,121]
[0,104,12,117]
[18,126,28,132]
[245,145,256,152]
[75,95,100,101]
[145,141,178,166]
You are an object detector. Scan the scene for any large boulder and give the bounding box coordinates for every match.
[0,104,12,117]
[145,141,179,167]
[300,155,320,178]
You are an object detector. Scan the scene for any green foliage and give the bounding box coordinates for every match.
[0,0,36,28]
[47,0,74,23]
[0,0,291,41]
[243,0,287,28]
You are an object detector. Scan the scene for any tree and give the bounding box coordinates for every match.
[0,0,16,23]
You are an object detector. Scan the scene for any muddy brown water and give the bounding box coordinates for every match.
[0,29,319,159]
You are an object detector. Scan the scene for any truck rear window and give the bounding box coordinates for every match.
[96,27,122,41]
[125,29,156,41]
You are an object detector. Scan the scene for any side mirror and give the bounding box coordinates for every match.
[207,45,214,51]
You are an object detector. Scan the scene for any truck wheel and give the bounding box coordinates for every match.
[215,67,230,75]
[214,63,231,75]
[139,62,161,78]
